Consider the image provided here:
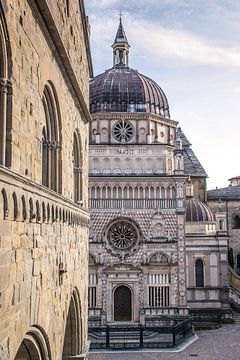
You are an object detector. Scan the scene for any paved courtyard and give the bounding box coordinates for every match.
[89,324,240,360]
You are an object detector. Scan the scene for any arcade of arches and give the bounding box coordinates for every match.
[0,0,92,359]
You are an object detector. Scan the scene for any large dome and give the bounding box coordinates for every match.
[90,18,170,117]
[185,198,214,222]
[90,66,170,117]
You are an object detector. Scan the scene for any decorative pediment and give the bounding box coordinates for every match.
[104,263,141,273]
[149,252,169,264]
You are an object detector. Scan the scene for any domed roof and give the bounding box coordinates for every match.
[89,18,170,117]
[90,67,170,116]
[185,198,214,222]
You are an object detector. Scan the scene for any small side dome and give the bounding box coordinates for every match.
[185,198,214,222]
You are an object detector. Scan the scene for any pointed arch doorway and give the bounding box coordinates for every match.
[114,285,132,321]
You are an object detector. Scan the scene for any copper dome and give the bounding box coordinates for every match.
[185,198,214,222]
[90,67,170,117]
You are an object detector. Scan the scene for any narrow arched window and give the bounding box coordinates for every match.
[42,202,46,222]
[29,198,33,222]
[0,5,12,166]
[36,200,40,222]
[1,188,8,218]
[42,82,62,193]
[21,195,26,221]
[233,215,240,229]
[12,192,18,220]
[195,259,204,287]
[73,130,82,204]
[42,126,48,187]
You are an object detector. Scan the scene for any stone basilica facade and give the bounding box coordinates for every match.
[88,19,231,327]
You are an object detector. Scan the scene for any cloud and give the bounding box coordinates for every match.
[128,20,240,67]
[89,13,240,68]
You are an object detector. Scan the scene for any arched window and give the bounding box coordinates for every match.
[12,192,18,220]
[0,4,12,166]
[233,215,240,229]
[195,259,204,287]
[1,188,8,218]
[21,195,27,221]
[73,130,82,204]
[29,198,33,222]
[42,82,62,193]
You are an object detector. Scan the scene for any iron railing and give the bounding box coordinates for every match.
[88,318,193,350]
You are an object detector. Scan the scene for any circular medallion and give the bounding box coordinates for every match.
[178,224,184,230]
[179,268,185,274]
[180,291,185,297]
[112,120,134,143]
[107,220,138,251]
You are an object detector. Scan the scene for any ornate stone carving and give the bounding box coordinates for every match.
[149,252,169,264]
[104,217,141,258]
[89,254,96,265]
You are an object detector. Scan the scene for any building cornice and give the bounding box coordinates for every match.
[27,0,92,124]
[91,112,178,128]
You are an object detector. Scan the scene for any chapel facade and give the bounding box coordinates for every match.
[88,19,231,329]
[0,1,92,359]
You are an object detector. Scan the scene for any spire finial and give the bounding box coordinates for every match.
[118,10,123,21]
[112,13,130,67]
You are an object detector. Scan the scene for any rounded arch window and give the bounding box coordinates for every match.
[195,259,204,287]
[112,120,134,143]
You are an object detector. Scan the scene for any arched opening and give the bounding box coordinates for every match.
[21,195,27,221]
[62,289,82,358]
[1,188,8,218]
[73,130,82,204]
[14,326,51,360]
[42,82,62,193]
[233,215,240,229]
[12,192,18,220]
[29,198,33,222]
[195,259,204,287]
[114,285,132,321]
[0,4,12,166]
[42,202,46,222]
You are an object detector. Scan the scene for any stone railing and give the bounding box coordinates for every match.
[144,307,189,316]
[88,308,102,317]
[89,198,176,210]
[0,166,89,226]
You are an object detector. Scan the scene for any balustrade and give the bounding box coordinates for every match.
[89,198,176,209]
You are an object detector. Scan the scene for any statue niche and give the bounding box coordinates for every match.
[152,222,165,238]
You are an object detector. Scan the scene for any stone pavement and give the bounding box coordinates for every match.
[89,324,240,360]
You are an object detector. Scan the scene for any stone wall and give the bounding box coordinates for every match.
[0,0,91,358]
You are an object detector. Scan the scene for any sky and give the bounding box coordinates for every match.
[85,0,240,190]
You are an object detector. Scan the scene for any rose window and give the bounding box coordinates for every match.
[112,120,134,143]
[107,220,138,250]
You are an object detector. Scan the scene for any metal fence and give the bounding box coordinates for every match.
[89,318,193,350]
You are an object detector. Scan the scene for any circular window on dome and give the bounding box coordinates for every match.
[112,120,134,143]
[107,219,139,251]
